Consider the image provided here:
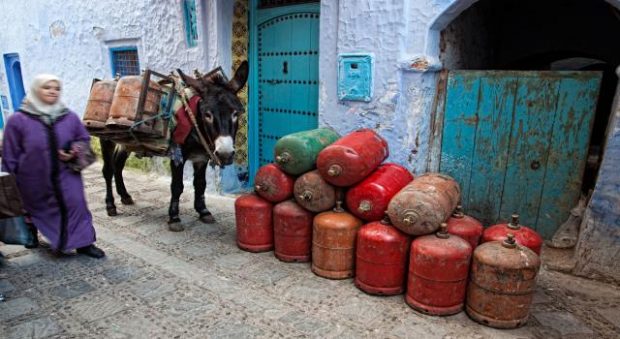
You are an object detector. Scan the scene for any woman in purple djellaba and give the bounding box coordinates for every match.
[1,74,104,258]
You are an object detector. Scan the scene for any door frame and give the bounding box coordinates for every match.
[248,0,320,184]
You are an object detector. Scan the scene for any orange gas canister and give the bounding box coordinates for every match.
[466,234,541,328]
[317,129,389,187]
[387,173,460,236]
[273,200,314,262]
[446,205,484,249]
[346,163,414,221]
[355,217,411,295]
[83,79,117,129]
[312,202,363,279]
[106,75,162,128]
[294,170,337,213]
[234,194,273,252]
[482,214,543,255]
[406,223,472,316]
[254,164,295,203]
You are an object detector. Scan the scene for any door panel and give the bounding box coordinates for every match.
[440,71,601,238]
[252,4,320,173]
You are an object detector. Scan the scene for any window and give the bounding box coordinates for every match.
[259,0,319,9]
[110,47,140,77]
[183,0,199,48]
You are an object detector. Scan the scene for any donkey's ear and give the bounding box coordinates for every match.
[176,69,204,92]
[228,61,249,94]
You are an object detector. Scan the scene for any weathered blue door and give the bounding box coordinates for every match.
[439,71,601,238]
[3,53,26,112]
[249,2,320,182]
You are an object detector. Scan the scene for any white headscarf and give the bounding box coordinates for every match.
[20,73,67,123]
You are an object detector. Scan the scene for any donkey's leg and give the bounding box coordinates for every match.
[113,148,134,205]
[100,138,118,216]
[168,159,185,227]
[193,162,216,224]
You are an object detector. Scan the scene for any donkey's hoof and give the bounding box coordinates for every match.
[107,207,118,216]
[168,216,181,224]
[121,196,134,205]
[199,212,216,224]
[168,223,185,232]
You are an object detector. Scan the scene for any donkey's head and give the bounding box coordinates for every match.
[177,61,249,166]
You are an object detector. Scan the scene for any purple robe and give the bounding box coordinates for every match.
[1,111,96,251]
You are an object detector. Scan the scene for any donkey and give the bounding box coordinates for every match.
[99,61,248,231]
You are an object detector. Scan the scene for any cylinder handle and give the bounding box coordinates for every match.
[502,233,517,248]
[276,152,291,164]
[452,205,465,219]
[358,200,372,213]
[327,164,342,177]
[299,191,313,201]
[507,213,521,230]
[436,222,450,239]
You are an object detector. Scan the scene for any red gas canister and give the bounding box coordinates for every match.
[316,129,389,187]
[466,234,541,328]
[254,164,295,203]
[346,163,414,221]
[294,170,337,213]
[273,200,314,262]
[234,194,273,252]
[355,217,411,295]
[406,223,473,316]
[387,173,461,236]
[446,205,484,249]
[482,214,543,255]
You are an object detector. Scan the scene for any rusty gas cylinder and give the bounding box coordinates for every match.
[482,214,543,255]
[446,205,484,249]
[294,170,337,213]
[466,234,541,328]
[312,201,363,279]
[317,129,389,187]
[107,75,162,128]
[254,164,295,203]
[83,79,117,129]
[346,163,413,221]
[273,200,314,262]
[234,194,273,252]
[355,217,411,295]
[387,173,460,236]
[274,128,341,175]
[406,223,472,315]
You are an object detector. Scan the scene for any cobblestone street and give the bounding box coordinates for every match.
[1,163,619,338]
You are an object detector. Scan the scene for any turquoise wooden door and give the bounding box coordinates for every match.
[249,2,320,182]
[439,71,601,238]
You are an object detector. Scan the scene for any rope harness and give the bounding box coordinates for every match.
[172,77,222,167]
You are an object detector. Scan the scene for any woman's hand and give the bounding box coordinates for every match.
[58,149,76,162]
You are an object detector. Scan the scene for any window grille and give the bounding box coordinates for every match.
[183,0,199,47]
[110,47,140,77]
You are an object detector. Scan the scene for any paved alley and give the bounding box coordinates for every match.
[1,163,619,338]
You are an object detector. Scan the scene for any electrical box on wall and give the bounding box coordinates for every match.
[338,53,373,102]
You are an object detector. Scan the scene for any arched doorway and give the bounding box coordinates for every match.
[431,0,620,238]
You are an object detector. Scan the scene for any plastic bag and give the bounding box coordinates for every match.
[0,216,35,246]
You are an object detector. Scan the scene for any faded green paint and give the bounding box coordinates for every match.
[440,71,601,238]
[274,127,340,175]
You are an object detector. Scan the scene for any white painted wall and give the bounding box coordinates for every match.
[0,0,238,113]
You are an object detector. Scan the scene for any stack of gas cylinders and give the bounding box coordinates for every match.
[235,127,544,329]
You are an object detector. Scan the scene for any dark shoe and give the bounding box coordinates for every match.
[24,223,39,249]
[76,245,106,259]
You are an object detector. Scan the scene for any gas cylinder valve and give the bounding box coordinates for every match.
[327,164,342,177]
